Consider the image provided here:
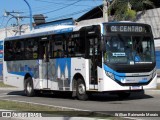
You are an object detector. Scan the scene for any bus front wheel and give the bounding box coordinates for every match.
[24,78,35,97]
[76,78,88,100]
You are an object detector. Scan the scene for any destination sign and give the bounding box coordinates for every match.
[108,25,147,33]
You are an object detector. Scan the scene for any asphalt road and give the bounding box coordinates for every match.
[0,90,160,111]
[0,89,160,119]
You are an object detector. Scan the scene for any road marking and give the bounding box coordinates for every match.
[0,98,119,118]
[1,93,9,95]
[0,96,19,98]
[0,94,20,98]
[0,98,116,118]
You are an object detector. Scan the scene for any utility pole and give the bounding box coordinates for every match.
[23,0,33,31]
[4,10,29,36]
[103,0,109,22]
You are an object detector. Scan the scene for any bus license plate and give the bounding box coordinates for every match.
[131,86,141,90]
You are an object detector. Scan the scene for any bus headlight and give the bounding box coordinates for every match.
[105,71,115,80]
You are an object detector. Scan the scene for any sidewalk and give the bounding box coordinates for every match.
[0,80,21,91]
[0,87,21,91]
[157,77,160,83]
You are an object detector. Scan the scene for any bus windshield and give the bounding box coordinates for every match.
[104,35,155,65]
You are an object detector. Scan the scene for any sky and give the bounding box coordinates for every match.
[0,0,102,28]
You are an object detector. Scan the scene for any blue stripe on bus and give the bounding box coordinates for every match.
[114,75,126,81]
[103,64,126,81]
[103,64,150,83]
[138,79,149,83]
[103,64,126,76]
[0,64,2,76]
[9,72,34,77]
[56,58,71,83]
[156,51,160,69]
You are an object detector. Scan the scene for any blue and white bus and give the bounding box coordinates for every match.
[3,21,157,100]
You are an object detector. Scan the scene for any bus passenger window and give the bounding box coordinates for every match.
[50,41,57,58]
[53,35,64,58]
[15,41,25,60]
[68,37,75,57]
[25,39,38,59]
[71,32,85,57]
[4,41,13,60]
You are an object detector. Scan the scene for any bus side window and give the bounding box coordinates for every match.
[25,40,32,59]
[25,38,38,60]
[72,32,84,57]
[50,39,56,58]
[53,35,64,58]
[15,41,25,60]
[32,40,38,59]
[68,38,74,57]
[4,41,13,60]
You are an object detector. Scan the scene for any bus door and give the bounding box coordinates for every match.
[39,37,50,89]
[85,26,101,88]
[88,37,99,85]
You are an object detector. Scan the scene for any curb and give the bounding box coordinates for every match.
[0,87,21,91]
[145,90,160,94]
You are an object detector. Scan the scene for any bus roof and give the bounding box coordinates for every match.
[5,25,75,41]
[4,21,151,41]
[103,22,151,26]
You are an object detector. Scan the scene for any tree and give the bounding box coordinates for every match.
[108,0,155,21]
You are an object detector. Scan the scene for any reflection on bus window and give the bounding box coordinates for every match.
[104,35,155,64]
[25,39,38,59]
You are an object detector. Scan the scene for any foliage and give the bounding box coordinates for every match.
[108,0,155,21]
[125,9,137,21]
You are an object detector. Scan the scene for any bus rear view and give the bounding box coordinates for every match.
[100,22,157,97]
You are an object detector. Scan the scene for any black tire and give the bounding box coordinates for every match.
[76,78,88,100]
[24,77,35,97]
[117,92,131,99]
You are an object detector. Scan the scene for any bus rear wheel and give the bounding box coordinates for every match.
[24,77,35,97]
[76,78,88,100]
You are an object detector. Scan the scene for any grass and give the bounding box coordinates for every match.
[0,99,64,112]
[0,81,15,87]
[0,100,114,118]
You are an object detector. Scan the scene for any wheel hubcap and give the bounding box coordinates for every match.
[27,82,32,93]
[78,83,85,95]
